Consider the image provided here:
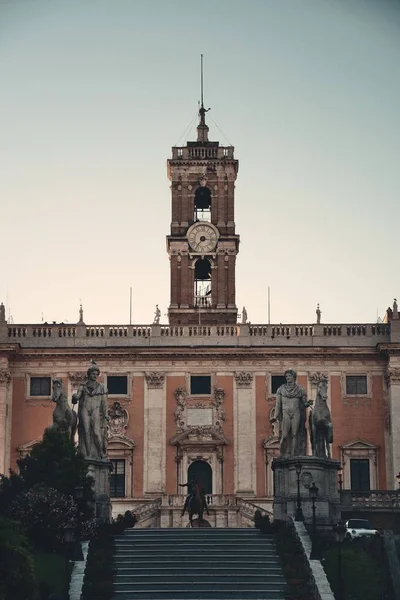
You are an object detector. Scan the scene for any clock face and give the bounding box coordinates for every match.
[187,222,219,253]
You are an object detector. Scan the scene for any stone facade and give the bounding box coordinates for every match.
[0,112,398,525]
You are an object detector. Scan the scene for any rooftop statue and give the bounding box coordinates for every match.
[273,369,311,457]
[72,361,108,461]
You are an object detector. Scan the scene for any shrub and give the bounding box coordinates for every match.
[8,484,77,552]
[0,516,38,600]
[81,524,115,600]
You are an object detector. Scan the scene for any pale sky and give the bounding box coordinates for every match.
[1,0,399,325]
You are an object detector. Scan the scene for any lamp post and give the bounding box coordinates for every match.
[309,482,319,559]
[294,461,304,522]
[338,466,343,492]
[334,521,346,600]
[64,519,75,598]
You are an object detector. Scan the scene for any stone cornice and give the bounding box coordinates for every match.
[7,349,387,368]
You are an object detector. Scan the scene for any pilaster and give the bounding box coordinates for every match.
[385,365,400,487]
[144,372,166,495]
[234,372,256,495]
[0,367,11,475]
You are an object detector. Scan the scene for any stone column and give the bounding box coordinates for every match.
[234,372,256,496]
[385,366,400,488]
[0,368,11,475]
[144,372,166,495]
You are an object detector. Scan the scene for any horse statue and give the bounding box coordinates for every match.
[309,380,333,459]
[47,378,77,443]
[182,482,210,527]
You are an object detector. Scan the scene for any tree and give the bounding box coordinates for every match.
[0,429,94,522]
[0,516,38,600]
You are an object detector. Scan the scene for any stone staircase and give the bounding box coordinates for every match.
[112,527,286,599]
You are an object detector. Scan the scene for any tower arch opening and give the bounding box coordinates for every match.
[194,186,211,222]
[194,258,212,307]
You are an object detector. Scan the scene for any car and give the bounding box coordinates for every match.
[344,519,379,540]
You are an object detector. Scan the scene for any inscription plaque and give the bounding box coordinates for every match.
[187,408,213,427]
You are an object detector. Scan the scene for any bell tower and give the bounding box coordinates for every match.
[167,75,239,325]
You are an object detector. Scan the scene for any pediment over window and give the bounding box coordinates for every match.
[17,439,41,457]
[341,439,378,451]
[108,435,135,450]
[170,426,228,449]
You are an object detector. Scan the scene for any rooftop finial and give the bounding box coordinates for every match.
[198,54,210,139]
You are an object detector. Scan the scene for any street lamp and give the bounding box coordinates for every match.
[334,521,347,600]
[294,461,304,522]
[309,482,319,559]
[64,519,75,598]
[338,466,343,492]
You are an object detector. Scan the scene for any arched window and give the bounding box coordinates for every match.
[194,186,211,222]
[194,258,212,307]
[188,460,213,494]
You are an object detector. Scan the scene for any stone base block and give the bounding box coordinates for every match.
[272,456,341,525]
[86,458,112,523]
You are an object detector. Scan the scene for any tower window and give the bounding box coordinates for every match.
[194,186,211,222]
[194,258,212,307]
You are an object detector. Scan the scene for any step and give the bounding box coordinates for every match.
[112,593,285,600]
[116,566,282,573]
[114,578,286,593]
[115,557,282,566]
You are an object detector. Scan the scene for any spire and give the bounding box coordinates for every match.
[197,54,210,142]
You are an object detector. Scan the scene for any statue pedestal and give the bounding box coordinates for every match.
[272,456,341,525]
[86,459,112,523]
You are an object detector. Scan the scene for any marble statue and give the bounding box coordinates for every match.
[316,303,321,324]
[309,380,333,459]
[72,361,108,460]
[393,299,399,320]
[242,306,248,324]
[273,369,311,457]
[48,379,77,442]
[153,304,161,325]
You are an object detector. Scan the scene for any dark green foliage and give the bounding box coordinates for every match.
[0,516,39,600]
[16,428,94,521]
[35,552,65,598]
[81,524,115,600]
[323,540,384,600]
[0,430,95,549]
[8,484,77,552]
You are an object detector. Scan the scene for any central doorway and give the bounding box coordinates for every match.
[187,460,213,494]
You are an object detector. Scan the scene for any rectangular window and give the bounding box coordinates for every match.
[271,375,287,395]
[346,375,367,395]
[107,375,128,395]
[350,459,370,491]
[109,459,126,498]
[190,375,211,395]
[30,377,51,396]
